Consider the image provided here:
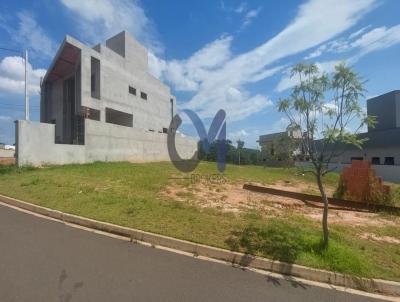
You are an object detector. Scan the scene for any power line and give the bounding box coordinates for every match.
[0,103,39,108]
[0,47,22,54]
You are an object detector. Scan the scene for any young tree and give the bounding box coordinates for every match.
[271,133,298,168]
[277,63,375,248]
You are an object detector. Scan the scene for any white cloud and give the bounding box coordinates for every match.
[263,117,291,135]
[0,11,56,59]
[220,1,261,30]
[303,24,400,61]
[275,72,299,93]
[280,24,400,93]
[148,52,166,80]
[16,12,55,58]
[186,0,374,119]
[348,25,371,39]
[351,25,400,57]
[278,23,400,93]
[304,44,327,59]
[61,0,163,54]
[151,0,375,123]
[149,36,233,91]
[0,116,12,121]
[234,3,247,14]
[322,102,338,114]
[229,129,249,141]
[0,56,46,95]
[241,8,261,29]
[275,60,340,92]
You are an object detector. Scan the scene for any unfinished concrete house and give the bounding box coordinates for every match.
[15,31,197,166]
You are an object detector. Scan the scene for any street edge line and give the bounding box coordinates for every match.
[0,193,399,297]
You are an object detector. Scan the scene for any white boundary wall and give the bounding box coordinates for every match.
[295,161,400,183]
[16,120,197,166]
[0,149,14,158]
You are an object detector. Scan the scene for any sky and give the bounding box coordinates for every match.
[0,0,400,148]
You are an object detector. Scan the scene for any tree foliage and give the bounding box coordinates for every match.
[198,139,261,165]
[277,62,375,248]
[271,134,299,168]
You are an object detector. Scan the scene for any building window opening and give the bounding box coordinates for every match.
[129,86,136,95]
[163,127,168,134]
[82,107,100,121]
[105,108,133,127]
[91,57,100,99]
[140,91,147,100]
[371,157,380,165]
[384,157,395,165]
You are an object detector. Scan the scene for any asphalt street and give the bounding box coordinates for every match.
[0,203,391,302]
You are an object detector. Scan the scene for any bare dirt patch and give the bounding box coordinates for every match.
[266,180,336,196]
[0,157,15,166]
[162,180,398,227]
[360,233,400,244]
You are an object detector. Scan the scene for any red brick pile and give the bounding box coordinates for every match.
[337,160,391,203]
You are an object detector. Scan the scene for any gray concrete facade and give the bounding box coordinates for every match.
[16,31,197,166]
[367,90,400,132]
[327,91,400,175]
[16,120,195,166]
[259,90,400,182]
[299,91,400,183]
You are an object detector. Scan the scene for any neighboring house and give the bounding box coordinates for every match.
[324,90,400,166]
[258,123,302,163]
[296,90,400,183]
[15,31,197,166]
[258,90,400,182]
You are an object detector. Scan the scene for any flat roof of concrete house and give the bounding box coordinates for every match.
[341,127,400,150]
[42,31,155,83]
[258,132,286,143]
[367,90,400,132]
[367,90,400,103]
[42,35,84,84]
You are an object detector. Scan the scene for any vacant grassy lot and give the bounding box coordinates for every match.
[0,161,399,281]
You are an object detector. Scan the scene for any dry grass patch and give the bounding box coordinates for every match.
[163,178,399,228]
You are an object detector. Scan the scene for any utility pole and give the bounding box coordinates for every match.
[24,49,29,120]
[236,139,244,166]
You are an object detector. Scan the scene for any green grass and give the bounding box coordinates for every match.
[390,184,400,207]
[0,161,399,281]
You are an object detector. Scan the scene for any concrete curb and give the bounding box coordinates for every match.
[0,193,399,297]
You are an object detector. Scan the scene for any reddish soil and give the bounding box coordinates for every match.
[162,180,399,227]
[0,157,15,166]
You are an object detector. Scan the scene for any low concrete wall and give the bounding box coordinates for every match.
[16,121,86,166]
[0,149,14,158]
[16,120,197,166]
[84,119,196,162]
[295,161,400,183]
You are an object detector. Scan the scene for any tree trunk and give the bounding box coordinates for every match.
[316,172,329,248]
